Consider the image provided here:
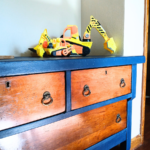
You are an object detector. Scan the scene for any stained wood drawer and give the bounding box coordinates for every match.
[0,100,127,150]
[71,65,131,110]
[0,72,65,130]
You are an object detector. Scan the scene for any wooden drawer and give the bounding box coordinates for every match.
[71,65,131,110]
[0,72,65,130]
[0,100,127,150]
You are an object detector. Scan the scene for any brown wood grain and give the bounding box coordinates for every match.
[71,66,131,110]
[0,72,65,130]
[141,0,149,144]
[0,100,127,150]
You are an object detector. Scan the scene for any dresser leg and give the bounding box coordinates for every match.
[120,99,132,150]
[127,99,132,150]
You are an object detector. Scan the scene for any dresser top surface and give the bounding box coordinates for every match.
[0,55,145,62]
[0,56,145,77]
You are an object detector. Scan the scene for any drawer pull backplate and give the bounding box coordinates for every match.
[42,91,53,106]
[83,85,91,97]
[120,78,126,88]
[116,114,122,123]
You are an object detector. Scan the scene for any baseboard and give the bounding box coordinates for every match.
[130,135,142,150]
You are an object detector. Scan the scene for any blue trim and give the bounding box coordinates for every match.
[0,56,145,77]
[120,99,133,150]
[126,99,132,149]
[86,129,127,150]
[132,65,137,99]
[65,71,71,112]
[0,93,132,139]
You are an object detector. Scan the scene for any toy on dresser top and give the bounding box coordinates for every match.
[29,29,75,57]
[29,16,117,57]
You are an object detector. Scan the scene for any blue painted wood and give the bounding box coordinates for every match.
[0,56,145,77]
[120,99,132,150]
[126,99,133,150]
[0,56,145,62]
[66,71,71,112]
[86,129,127,150]
[0,93,132,139]
[132,64,137,99]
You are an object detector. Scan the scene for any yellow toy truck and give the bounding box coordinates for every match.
[29,16,116,57]
[29,29,76,57]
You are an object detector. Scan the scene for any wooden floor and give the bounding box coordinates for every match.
[111,97,150,150]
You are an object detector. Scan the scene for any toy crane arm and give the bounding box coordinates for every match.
[83,16,116,53]
[83,16,109,41]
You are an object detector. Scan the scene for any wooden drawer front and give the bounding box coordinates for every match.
[0,100,127,150]
[71,65,131,110]
[0,72,65,130]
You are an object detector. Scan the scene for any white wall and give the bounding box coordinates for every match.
[0,0,81,56]
[123,0,144,138]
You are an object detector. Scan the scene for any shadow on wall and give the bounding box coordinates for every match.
[0,0,81,56]
[81,0,124,56]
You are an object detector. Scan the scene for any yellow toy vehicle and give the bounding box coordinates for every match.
[29,29,76,57]
[61,16,117,56]
[29,16,116,57]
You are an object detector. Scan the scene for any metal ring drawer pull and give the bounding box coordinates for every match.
[42,91,53,106]
[83,85,91,97]
[116,114,122,123]
[120,78,126,88]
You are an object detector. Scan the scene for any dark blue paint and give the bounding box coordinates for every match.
[132,65,137,99]
[120,99,133,150]
[65,71,71,112]
[0,93,132,139]
[86,129,127,150]
[127,99,133,150]
[0,56,145,77]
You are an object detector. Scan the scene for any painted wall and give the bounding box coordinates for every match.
[81,0,124,56]
[0,0,81,56]
[123,0,144,138]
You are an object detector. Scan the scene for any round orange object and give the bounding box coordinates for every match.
[43,41,48,48]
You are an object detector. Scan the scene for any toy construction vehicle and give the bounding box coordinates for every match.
[29,16,116,57]
[29,29,76,57]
